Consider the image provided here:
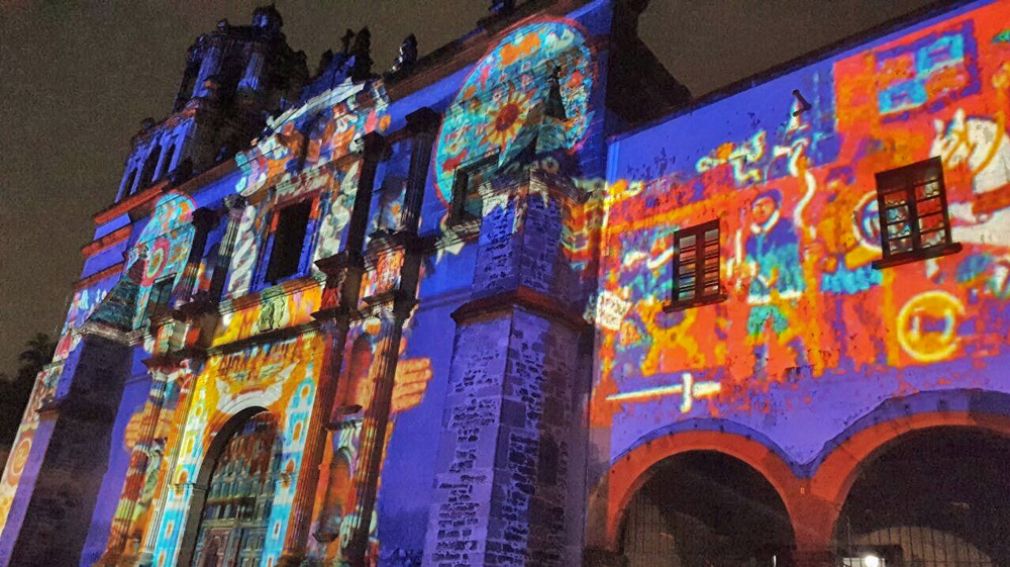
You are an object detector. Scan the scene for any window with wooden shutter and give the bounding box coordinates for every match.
[872,157,961,269]
[667,220,726,310]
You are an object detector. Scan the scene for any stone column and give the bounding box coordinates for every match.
[96,366,171,566]
[345,132,387,253]
[276,266,361,566]
[275,133,386,567]
[207,195,247,302]
[135,365,200,567]
[400,108,440,233]
[342,298,413,567]
[342,108,439,567]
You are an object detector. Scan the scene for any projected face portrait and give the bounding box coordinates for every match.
[751,194,778,227]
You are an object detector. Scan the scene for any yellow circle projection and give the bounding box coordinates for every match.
[896,290,964,362]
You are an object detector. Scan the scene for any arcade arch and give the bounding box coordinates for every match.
[598,403,1010,566]
[619,450,795,567]
[834,427,1010,566]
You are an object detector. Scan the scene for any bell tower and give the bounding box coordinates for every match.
[115,4,308,202]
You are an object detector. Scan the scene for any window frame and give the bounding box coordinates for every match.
[253,196,319,289]
[144,276,175,322]
[665,219,727,312]
[871,156,961,269]
[449,152,499,223]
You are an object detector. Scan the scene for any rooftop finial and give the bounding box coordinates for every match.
[349,27,372,81]
[252,3,283,32]
[391,34,418,75]
[340,29,355,55]
[489,0,516,15]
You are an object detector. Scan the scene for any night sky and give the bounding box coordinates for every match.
[0,0,934,373]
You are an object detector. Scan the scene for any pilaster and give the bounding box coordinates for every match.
[170,207,218,309]
[342,109,440,567]
[207,195,247,302]
[134,363,201,567]
[276,253,363,567]
[277,129,390,566]
[342,297,414,567]
[96,366,171,566]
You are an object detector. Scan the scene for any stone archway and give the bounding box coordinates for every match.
[834,427,1010,566]
[619,450,796,566]
[602,429,800,567]
[176,407,281,567]
[602,429,801,552]
[808,407,1010,550]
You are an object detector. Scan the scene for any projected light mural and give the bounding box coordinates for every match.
[11,0,1010,564]
[432,20,596,203]
[143,87,396,566]
[0,191,197,541]
[149,333,321,567]
[134,70,442,564]
[595,1,1010,465]
[2,271,119,528]
[235,82,391,199]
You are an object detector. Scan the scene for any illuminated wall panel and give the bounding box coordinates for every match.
[372,302,453,562]
[151,333,322,566]
[597,0,1010,466]
[18,1,1009,564]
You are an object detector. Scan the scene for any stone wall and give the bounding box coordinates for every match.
[424,171,592,566]
[7,333,131,566]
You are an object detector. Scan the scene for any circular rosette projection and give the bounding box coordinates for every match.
[432,20,596,206]
[142,237,171,286]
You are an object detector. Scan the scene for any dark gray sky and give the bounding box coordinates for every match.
[0,0,933,373]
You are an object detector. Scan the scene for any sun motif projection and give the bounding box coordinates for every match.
[432,20,596,205]
[595,1,1010,463]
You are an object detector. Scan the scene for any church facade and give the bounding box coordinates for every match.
[2,1,1010,566]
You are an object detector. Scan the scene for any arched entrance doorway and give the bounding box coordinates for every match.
[836,427,1010,567]
[620,451,795,567]
[189,410,282,567]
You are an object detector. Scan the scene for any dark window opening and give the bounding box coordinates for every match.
[450,153,498,222]
[265,201,312,284]
[145,277,174,321]
[872,156,960,269]
[161,143,176,177]
[667,220,725,310]
[122,169,137,198]
[140,144,162,188]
